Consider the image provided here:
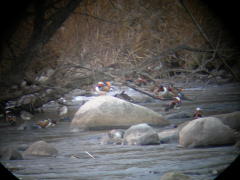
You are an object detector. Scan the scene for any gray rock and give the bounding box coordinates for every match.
[213,111,240,131]
[24,141,58,156]
[123,123,160,145]
[17,144,29,151]
[18,95,36,105]
[179,117,238,148]
[158,128,178,143]
[71,96,169,130]
[0,147,23,160]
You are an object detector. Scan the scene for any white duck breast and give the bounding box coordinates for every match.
[59,106,68,116]
[159,87,168,96]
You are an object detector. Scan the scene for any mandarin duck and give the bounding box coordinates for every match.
[36,119,56,128]
[95,81,112,95]
[153,85,174,99]
[5,110,17,126]
[164,97,182,111]
[193,107,203,119]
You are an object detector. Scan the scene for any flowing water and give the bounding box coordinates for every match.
[1,83,240,180]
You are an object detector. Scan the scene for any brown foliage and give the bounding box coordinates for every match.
[0,0,239,112]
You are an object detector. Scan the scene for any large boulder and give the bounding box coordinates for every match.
[24,141,58,156]
[71,96,169,130]
[179,117,238,148]
[123,123,160,145]
[213,111,240,131]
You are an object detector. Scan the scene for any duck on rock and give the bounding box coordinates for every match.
[167,84,191,101]
[167,84,182,96]
[36,119,56,128]
[153,85,174,99]
[95,81,112,95]
[164,97,182,111]
[193,107,203,119]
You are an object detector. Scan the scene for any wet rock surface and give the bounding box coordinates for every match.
[0,83,240,179]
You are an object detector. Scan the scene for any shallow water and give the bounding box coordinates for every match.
[1,83,240,180]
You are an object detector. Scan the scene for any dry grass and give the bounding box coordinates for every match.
[1,0,239,86]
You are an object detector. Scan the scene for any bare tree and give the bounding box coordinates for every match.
[0,0,83,86]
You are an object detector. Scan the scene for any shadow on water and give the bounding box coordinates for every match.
[0,83,240,180]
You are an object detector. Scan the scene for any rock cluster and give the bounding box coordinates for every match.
[101,123,160,146]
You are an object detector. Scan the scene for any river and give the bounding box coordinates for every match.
[1,83,240,180]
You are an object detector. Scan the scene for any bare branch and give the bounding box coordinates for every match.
[74,12,118,24]
[179,0,240,81]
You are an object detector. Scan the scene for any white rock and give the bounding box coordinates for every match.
[71,96,169,130]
